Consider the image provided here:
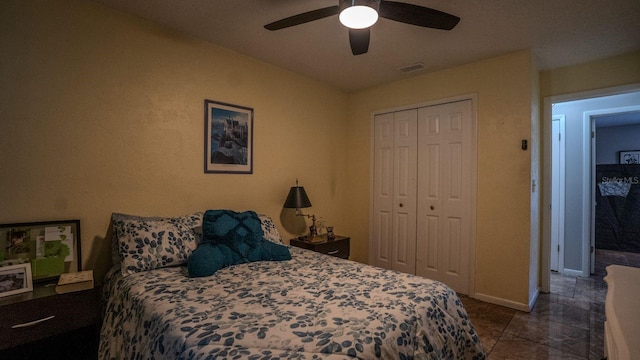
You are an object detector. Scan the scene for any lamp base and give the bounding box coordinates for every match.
[309,224,318,238]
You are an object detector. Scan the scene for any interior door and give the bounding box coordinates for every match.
[551,115,566,273]
[415,100,473,294]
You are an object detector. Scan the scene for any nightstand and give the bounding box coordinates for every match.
[290,235,350,259]
[0,282,101,359]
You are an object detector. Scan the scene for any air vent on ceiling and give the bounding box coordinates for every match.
[398,62,425,74]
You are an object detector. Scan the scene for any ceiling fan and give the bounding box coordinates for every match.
[264,0,460,56]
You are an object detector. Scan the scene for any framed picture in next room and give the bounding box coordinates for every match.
[204,100,254,174]
[619,150,640,164]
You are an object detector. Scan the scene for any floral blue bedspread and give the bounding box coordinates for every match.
[99,248,486,359]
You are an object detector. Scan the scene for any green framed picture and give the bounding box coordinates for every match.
[0,220,81,283]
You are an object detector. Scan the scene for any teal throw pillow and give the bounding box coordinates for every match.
[188,210,291,278]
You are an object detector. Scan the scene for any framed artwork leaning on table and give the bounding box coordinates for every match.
[0,220,81,283]
[0,263,33,298]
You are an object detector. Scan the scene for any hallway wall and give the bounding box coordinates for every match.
[596,123,640,164]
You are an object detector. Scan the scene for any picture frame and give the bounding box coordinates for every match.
[0,263,33,298]
[204,99,254,174]
[619,150,640,164]
[0,220,81,283]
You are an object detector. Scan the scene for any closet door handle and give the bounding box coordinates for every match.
[399,203,404,208]
[430,205,435,210]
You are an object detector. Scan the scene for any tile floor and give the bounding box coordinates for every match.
[462,249,640,360]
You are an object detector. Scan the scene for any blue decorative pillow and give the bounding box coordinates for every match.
[188,210,291,278]
[112,212,203,277]
[201,210,263,247]
[187,244,238,277]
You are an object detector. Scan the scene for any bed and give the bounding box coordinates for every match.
[604,265,640,360]
[99,211,486,359]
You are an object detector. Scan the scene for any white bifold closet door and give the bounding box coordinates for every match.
[371,99,473,295]
[415,100,473,294]
[372,109,417,275]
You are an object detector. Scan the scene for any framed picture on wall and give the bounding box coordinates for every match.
[0,263,33,298]
[619,150,640,164]
[0,220,81,283]
[204,100,254,174]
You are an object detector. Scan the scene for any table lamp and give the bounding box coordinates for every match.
[283,179,317,238]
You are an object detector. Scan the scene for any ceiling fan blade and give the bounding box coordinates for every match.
[379,1,460,30]
[349,28,370,55]
[264,6,340,30]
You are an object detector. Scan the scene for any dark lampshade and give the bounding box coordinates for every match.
[283,186,312,209]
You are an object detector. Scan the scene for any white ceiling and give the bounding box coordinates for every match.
[92,0,640,92]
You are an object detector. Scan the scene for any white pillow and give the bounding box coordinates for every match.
[111,212,203,277]
[258,214,283,244]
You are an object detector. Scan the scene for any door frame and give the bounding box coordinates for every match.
[541,83,640,293]
[584,104,640,274]
[369,94,478,296]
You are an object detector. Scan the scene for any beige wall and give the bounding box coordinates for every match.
[0,0,349,281]
[540,50,640,97]
[346,51,538,308]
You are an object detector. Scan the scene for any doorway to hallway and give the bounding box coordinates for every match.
[542,84,640,293]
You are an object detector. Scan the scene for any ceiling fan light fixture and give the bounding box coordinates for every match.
[339,0,379,29]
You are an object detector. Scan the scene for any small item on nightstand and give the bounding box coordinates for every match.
[309,224,318,238]
[327,226,335,240]
[309,235,325,244]
[316,218,326,236]
[55,269,94,294]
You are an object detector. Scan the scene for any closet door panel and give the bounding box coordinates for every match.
[373,211,392,264]
[446,217,462,275]
[416,213,440,276]
[391,110,417,274]
[372,113,395,269]
[440,104,471,290]
[417,111,442,277]
[416,100,473,294]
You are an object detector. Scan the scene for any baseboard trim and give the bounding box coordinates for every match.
[472,292,532,312]
[563,268,584,277]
